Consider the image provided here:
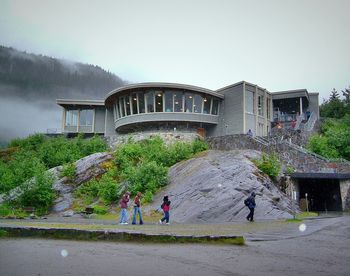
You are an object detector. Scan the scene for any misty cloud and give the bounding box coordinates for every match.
[0,96,61,142]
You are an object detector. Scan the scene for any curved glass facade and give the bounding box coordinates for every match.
[114,89,220,119]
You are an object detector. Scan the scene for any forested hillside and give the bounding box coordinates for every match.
[0,45,126,100]
[0,46,128,144]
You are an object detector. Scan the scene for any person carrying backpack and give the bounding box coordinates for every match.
[245,192,256,222]
[159,195,171,225]
[132,192,143,225]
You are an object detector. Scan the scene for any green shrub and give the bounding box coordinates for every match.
[16,170,56,215]
[192,139,208,154]
[253,153,281,181]
[92,205,108,214]
[0,204,12,217]
[76,171,119,204]
[61,162,76,180]
[142,190,153,203]
[97,171,119,204]
[124,161,168,195]
[75,178,100,199]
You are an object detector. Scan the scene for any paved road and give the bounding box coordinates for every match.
[1,216,349,276]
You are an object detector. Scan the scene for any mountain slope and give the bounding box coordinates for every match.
[0,45,126,101]
[0,46,128,143]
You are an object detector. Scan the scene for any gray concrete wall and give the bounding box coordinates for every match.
[114,112,219,130]
[104,107,115,136]
[340,179,350,211]
[215,83,244,136]
[308,93,320,119]
[245,113,255,134]
[94,107,106,133]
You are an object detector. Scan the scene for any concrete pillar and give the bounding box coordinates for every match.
[300,97,303,116]
[340,179,350,211]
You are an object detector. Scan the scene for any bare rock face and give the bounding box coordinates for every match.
[52,152,113,212]
[145,150,295,222]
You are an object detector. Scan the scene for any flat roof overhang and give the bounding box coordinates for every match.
[57,99,105,108]
[271,89,309,101]
[291,172,350,180]
[105,82,224,106]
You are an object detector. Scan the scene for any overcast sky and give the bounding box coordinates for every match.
[0,0,349,101]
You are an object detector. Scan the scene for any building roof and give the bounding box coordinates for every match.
[57,99,105,107]
[104,82,224,106]
[291,172,350,180]
[271,89,309,101]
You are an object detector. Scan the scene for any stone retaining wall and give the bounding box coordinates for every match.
[106,131,200,149]
[207,134,350,173]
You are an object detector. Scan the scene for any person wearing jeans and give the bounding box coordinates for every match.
[132,192,143,225]
[119,191,130,224]
[159,195,171,224]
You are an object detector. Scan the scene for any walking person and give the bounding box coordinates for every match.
[119,191,130,224]
[245,192,256,222]
[159,196,171,225]
[132,192,143,225]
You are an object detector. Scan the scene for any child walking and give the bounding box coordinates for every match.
[159,196,171,224]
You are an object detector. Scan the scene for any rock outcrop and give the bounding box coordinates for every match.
[0,152,113,213]
[145,150,295,222]
[52,152,113,212]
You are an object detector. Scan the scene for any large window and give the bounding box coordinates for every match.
[212,99,219,115]
[203,96,212,114]
[119,97,125,117]
[185,93,193,112]
[245,91,254,114]
[138,92,145,113]
[266,98,270,119]
[174,92,183,112]
[65,110,78,126]
[155,91,163,112]
[114,89,220,117]
[125,96,131,116]
[79,109,93,126]
[258,95,264,116]
[193,94,203,113]
[164,91,173,112]
[131,93,138,114]
[145,91,154,113]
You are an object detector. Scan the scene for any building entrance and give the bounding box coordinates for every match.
[298,178,342,212]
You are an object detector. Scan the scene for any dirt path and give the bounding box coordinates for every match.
[1,217,349,276]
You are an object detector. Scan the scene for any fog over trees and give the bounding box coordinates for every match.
[0,46,127,145]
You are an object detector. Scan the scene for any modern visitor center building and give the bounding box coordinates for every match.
[57,82,350,213]
[57,81,320,139]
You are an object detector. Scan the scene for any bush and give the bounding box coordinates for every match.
[142,190,153,203]
[253,153,281,181]
[192,139,208,154]
[92,204,108,214]
[76,170,119,204]
[61,162,76,180]
[16,170,56,215]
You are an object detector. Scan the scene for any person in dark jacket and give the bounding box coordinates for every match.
[246,192,256,222]
[159,196,171,224]
[119,191,130,224]
[132,192,143,225]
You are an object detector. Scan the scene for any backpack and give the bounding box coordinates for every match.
[244,198,250,206]
[161,203,165,209]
